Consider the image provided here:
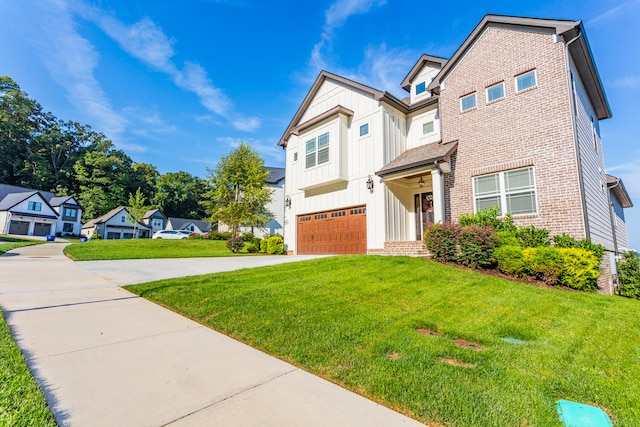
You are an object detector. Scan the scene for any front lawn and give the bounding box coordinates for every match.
[0,313,56,426]
[0,236,42,255]
[64,238,264,261]
[126,256,640,427]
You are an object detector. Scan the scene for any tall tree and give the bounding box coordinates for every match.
[130,163,159,201]
[152,171,207,219]
[202,143,272,240]
[126,187,148,238]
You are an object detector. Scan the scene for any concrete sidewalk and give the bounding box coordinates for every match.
[0,244,425,426]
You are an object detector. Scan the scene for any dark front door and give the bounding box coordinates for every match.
[415,192,434,240]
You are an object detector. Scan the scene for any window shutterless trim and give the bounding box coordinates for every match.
[486,82,505,103]
[515,70,537,93]
[460,92,477,112]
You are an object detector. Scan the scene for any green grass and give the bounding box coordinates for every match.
[0,313,56,426]
[64,238,265,261]
[126,256,640,427]
[0,236,43,255]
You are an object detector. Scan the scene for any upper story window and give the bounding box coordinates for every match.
[423,121,434,134]
[293,152,298,162]
[486,82,505,103]
[473,166,537,216]
[305,132,330,169]
[516,70,537,92]
[64,208,77,218]
[460,93,477,112]
[28,201,42,212]
[416,82,426,95]
[359,123,369,137]
[121,215,126,223]
[152,218,163,227]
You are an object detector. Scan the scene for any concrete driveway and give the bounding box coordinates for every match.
[0,244,425,427]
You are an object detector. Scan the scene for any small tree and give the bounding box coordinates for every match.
[126,187,148,238]
[202,143,272,251]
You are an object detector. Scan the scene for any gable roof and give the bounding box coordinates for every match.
[82,206,150,230]
[376,141,458,177]
[278,71,432,147]
[143,209,167,220]
[266,167,285,184]
[428,14,611,120]
[49,196,76,207]
[0,184,55,203]
[606,175,633,208]
[0,190,59,216]
[167,217,211,231]
[400,54,449,92]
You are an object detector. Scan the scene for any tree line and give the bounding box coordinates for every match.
[1,76,208,222]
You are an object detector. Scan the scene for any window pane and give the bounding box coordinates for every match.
[318,147,329,164]
[461,93,476,111]
[507,192,536,214]
[305,139,315,154]
[517,71,536,91]
[487,83,504,102]
[476,196,501,212]
[505,168,534,191]
[416,82,426,94]
[423,121,434,134]
[474,174,500,196]
[317,132,329,148]
[359,123,369,136]
[306,152,316,168]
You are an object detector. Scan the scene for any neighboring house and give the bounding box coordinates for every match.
[81,206,151,239]
[166,217,212,234]
[0,184,83,236]
[279,15,632,292]
[142,209,168,235]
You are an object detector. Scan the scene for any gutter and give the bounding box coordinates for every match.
[606,178,620,255]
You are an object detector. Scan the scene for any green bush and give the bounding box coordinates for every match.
[245,243,259,253]
[260,238,269,253]
[558,248,601,291]
[495,246,528,277]
[515,225,550,247]
[242,232,255,242]
[553,233,605,260]
[251,237,262,248]
[496,230,519,247]
[529,246,564,285]
[226,237,245,253]
[457,225,497,269]
[458,207,515,232]
[424,224,460,263]
[209,231,231,240]
[617,251,640,299]
[266,235,284,255]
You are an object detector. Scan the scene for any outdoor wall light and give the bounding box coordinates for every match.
[285,196,291,208]
[418,176,425,187]
[366,175,374,191]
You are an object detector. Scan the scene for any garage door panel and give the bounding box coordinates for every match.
[297,206,366,255]
[33,222,52,236]
[9,220,29,235]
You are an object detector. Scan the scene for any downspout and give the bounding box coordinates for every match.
[563,29,590,240]
[5,211,11,234]
[607,179,620,254]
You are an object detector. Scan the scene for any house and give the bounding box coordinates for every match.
[0,184,83,237]
[142,209,168,235]
[279,15,632,292]
[166,217,212,234]
[81,206,151,239]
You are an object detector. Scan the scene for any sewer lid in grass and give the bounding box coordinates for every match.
[501,337,526,344]
[453,339,483,350]
[556,400,613,427]
[439,358,475,369]
[415,328,443,337]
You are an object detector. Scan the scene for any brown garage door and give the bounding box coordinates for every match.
[8,220,29,235]
[33,222,52,236]
[297,206,366,255]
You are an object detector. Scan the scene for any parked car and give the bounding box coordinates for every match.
[152,230,189,239]
[177,230,193,236]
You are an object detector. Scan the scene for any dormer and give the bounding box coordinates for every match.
[401,55,448,104]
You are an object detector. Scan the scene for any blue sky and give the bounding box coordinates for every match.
[1,0,638,248]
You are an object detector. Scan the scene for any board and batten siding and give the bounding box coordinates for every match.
[570,59,614,251]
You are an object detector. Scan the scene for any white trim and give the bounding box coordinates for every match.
[472,166,538,216]
[515,69,537,93]
[460,93,477,112]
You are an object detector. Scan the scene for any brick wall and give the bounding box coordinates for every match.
[368,241,428,256]
[440,25,586,240]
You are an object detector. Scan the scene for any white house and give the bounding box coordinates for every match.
[81,206,150,239]
[142,209,168,235]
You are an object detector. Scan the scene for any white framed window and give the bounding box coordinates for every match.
[305,132,330,168]
[473,167,537,215]
[416,82,426,95]
[359,123,369,137]
[460,93,477,112]
[423,121,434,134]
[152,219,163,227]
[28,201,42,211]
[516,70,537,92]
[486,82,505,103]
[293,152,298,162]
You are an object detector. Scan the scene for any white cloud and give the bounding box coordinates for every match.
[216,137,285,164]
[609,76,640,89]
[352,43,417,95]
[608,159,640,198]
[588,0,640,26]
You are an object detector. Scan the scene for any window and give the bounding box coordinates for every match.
[473,167,537,215]
[293,152,298,162]
[516,70,537,92]
[121,216,126,223]
[359,123,369,137]
[486,82,505,102]
[28,201,42,211]
[423,121,434,134]
[460,93,477,112]
[305,132,329,168]
[64,208,77,218]
[416,81,426,95]
[152,219,163,227]
[63,223,74,233]
[591,118,598,151]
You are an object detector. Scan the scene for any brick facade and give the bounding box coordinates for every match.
[368,241,428,256]
[440,26,586,240]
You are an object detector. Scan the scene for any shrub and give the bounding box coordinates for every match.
[250,237,262,247]
[424,224,460,263]
[458,207,515,232]
[457,225,497,269]
[208,231,230,240]
[245,243,259,253]
[617,251,640,299]
[529,246,564,285]
[226,237,245,253]
[495,246,528,277]
[266,235,284,255]
[558,248,600,291]
[515,225,550,247]
[496,230,519,247]
[242,232,255,242]
[553,234,605,260]
[260,238,269,253]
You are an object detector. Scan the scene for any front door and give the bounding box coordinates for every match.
[415,192,434,240]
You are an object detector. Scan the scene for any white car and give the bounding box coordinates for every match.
[152,230,189,239]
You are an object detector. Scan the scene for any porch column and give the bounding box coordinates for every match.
[431,169,445,224]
